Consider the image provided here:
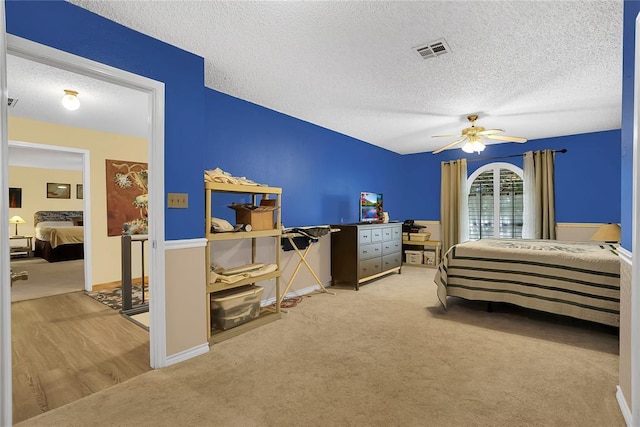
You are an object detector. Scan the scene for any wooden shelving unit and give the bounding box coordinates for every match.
[205,182,282,343]
[402,239,441,268]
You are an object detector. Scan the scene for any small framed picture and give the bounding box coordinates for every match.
[47,183,71,199]
[77,184,84,199]
[9,187,22,208]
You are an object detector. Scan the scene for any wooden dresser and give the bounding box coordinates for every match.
[330,222,402,290]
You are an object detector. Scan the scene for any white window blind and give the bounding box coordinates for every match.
[468,164,523,240]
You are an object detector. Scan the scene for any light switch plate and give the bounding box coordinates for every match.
[167,192,188,208]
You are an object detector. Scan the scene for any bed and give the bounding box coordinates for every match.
[435,239,620,327]
[33,211,84,262]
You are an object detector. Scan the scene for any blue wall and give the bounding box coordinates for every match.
[6,0,206,240]
[622,0,640,250]
[205,89,407,227]
[401,130,621,224]
[5,1,624,237]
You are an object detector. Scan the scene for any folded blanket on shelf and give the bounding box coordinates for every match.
[204,167,263,186]
[210,263,278,284]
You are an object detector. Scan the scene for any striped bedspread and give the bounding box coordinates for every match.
[435,239,620,327]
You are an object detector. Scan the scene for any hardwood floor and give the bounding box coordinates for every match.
[12,291,150,424]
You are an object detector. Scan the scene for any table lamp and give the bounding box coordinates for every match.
[590,223,621,244]
[9,216,26,236]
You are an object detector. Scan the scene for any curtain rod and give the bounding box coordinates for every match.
[466,148,567,163]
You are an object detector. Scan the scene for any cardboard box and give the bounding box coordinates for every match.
[424,251,435,266]
[228,199,277,231]
[405,250,423,265]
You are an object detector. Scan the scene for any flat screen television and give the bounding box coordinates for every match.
[360,191,383,222]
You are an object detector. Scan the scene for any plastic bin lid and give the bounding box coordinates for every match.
[211,285,263,302]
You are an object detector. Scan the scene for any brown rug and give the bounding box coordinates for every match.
[85,285,149,310]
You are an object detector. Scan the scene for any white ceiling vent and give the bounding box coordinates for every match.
[414,39,451,60]
[8,97,19,108]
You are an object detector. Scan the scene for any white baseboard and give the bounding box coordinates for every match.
[261,281,332,307]
[165,342,209,366]
[617,386,632,426]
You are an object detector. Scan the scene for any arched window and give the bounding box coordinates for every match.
[467,162,524,240]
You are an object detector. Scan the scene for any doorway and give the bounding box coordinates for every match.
[1,33,167,424]
[6,51,153,422]
[8,141,89,301]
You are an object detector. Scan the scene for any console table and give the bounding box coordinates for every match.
[330,223,402,290]
[121,234,149,316]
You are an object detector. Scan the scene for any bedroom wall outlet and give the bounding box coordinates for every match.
[167,192,188,208]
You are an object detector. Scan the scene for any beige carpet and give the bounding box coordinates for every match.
[17,267,624,426]
[10,258,84,302]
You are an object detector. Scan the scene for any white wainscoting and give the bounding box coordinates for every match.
[555,222,603,242]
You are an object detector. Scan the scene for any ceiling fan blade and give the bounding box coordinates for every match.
[477,128,504,136]
[484,134,527,143]
[432,134,462,138]
[432,136,467,154]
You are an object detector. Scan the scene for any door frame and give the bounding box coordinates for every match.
[8,140,92,291]
[0,31,167,425]
[629,13,640,426]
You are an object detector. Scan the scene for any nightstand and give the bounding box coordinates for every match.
[10,235,33,258]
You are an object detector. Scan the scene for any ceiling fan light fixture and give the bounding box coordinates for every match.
[462,139,485,154]
[61,89,80,111]
[432,114,525,155]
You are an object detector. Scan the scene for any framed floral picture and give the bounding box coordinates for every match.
[105,159,148,236]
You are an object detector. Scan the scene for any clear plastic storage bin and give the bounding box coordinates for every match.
[211,285,264,331]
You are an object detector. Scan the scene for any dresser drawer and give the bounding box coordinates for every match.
[382,240,402,255]
[382,227,393,241]
[359,243,382,260]
[359,228,372,245]
[371,228,383,243]
[392,227,402,240]
[382,253,402,270]
[360,257,382,277]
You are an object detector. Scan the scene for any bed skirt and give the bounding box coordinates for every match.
[34,238,84,263]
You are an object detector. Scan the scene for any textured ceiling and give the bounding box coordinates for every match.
[7,54,148,139]
[55,1,625,154]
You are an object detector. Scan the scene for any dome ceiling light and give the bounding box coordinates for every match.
[61,89,80,111]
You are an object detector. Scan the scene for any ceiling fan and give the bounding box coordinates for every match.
[432,114,527,154]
